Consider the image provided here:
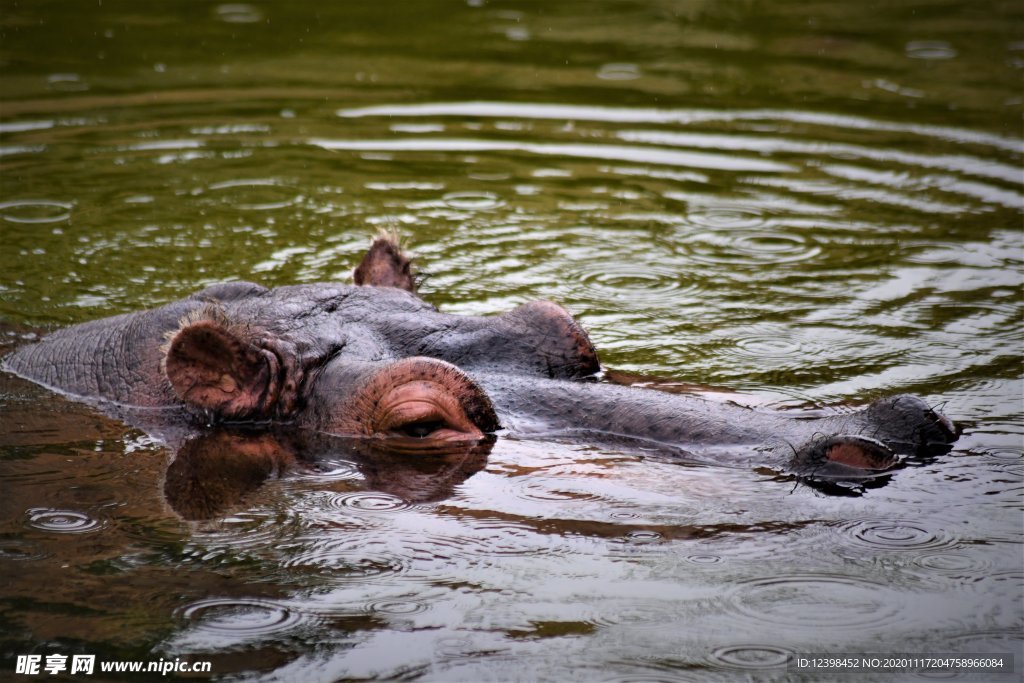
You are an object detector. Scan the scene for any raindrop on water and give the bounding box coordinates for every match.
[216,3,264,23]
[24,508,104,534]
[906,40,958,60]
[597,63,643,81]
[176,598,304,637]
[442,191,504,211]
[709,644,793,670]
[0,200,73,224]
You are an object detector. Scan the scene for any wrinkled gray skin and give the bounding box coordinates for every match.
[3,237,957,496]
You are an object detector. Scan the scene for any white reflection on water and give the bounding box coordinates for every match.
[337,101,1024,151]
[308,138,795,173]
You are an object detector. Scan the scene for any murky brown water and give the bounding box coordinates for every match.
[1,1,1021,680]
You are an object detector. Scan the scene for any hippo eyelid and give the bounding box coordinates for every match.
[397,419,447,438]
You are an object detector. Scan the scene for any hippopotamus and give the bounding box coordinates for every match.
[2,235,957,507]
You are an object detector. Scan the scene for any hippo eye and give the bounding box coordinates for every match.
[355,363,498,443]
[398,419,446,438]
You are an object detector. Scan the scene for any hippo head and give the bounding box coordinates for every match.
[161,310,500,443]
[4,233,958,502]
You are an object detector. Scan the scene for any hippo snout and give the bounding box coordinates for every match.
[862,394,960,456]
[787,394,958,480]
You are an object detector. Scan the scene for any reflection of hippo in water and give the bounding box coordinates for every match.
[161,428,492,519]
[3,235,957,511]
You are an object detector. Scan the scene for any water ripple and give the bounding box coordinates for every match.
[906,40,958,60]
[624,530,663,545]
[176,597,304,638]
[442,191,504,211]
[585,600,691,630]
[365,597,431,616]
[0,538,50,562]
[685,207,767,231]
[424,517,574,558]
[324,491,412,513]
[198,178,298,210]
[189,509,304,556]
[724,326,822,368]
[597,63,643,81]
[601,672,719,683]
[335,102,1022,152]
[47,73,88,92]
[486,475,606,506]
[725,573,906,632]
[942,628,1024,655]
[980,446,1023,464]
[571,261,698,307]
[834,519,958,553]
[24,508,105,534]
[708,644,793,670]
[309,138,795,173]
[675,221,821,267]
[294,458,361,481]
[0,200,73,224]
[215,3,264,23]
[912,551,993,577]
[282,539,410,583]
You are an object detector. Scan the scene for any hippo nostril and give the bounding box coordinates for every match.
[917,406,959,456]
[797,434,900,472]
[928,408,959,441]
[862,394,959,455]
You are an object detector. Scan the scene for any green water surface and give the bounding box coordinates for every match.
[1,1,1021,681]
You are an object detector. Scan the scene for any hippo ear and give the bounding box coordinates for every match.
[353,232,417,293]
[162,316,282,420]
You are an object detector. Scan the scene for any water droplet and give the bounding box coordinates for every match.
[834,519,957,553]
[597,63,643,81]
[442,191,504,210]
[283,540,409,582]
[913,551,992,576]
[216,3,264,23]
[709,644,793,670]
[176,598,303,637]
[571,261,699,308]
[366,598,429,616]
[200,178,298,211]
[624,530,662,544]
[25,508,104,534]
[47,73,88,92]
[325,491,411,513]
[0,200,73,224]
[733,333,803,361]
[906,40,957,60]
[677,212,821,267]
[726,573,907,632]
[505,27,531,42]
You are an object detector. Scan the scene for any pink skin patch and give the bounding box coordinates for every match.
[822,436,899,470]
[325,357,499,443]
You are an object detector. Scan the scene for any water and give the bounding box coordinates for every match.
[1,1,1021,680]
